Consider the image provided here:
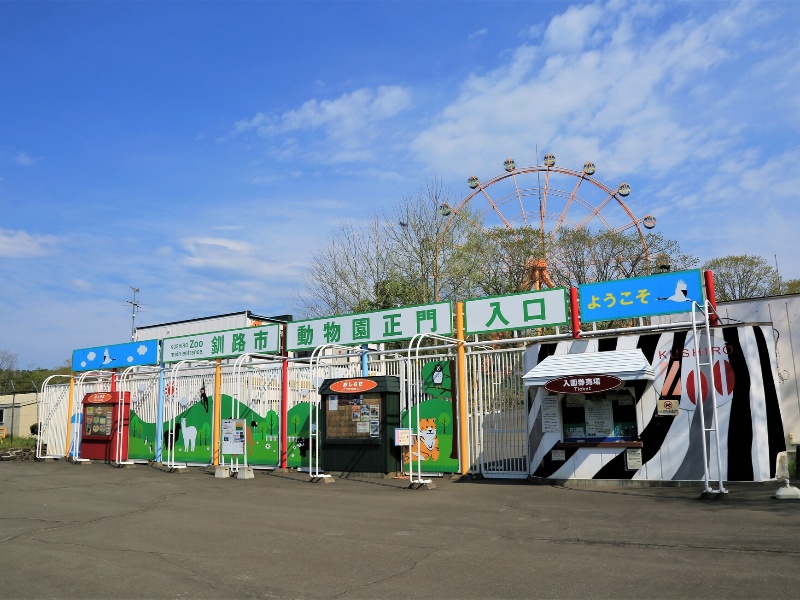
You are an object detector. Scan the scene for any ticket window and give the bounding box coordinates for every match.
[561,389,637,442]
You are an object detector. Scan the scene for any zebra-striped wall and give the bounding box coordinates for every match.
[524,325,786,482]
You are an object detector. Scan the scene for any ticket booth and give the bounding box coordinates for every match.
[80,391,131,462]
[318,376,401,475]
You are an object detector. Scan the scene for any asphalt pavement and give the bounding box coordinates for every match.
[0,461,798,599]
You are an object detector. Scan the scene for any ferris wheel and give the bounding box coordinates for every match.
[440,153,656,288]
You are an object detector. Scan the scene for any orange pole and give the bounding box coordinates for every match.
[212,359,222,466]
[456,302,469,476]
[64,375,75,457]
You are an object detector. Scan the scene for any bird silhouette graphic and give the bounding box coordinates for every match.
[102,348,115,365]
[658,279,691,302]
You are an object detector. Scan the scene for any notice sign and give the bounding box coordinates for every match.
[394,428,411,446]
[221,419,246,455]
[541,394,561,433]
[584,398,614,437]
[657,398,680,416]
[625,448,643,471]
[326,392,381,440]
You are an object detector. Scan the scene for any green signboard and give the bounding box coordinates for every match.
[162,324,280,363]
[463,288,569,335]
[287,301,452,352]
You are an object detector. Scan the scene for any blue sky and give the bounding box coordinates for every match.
[2,1,799,369]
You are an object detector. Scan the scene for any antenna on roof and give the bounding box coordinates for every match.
[127,286,141,341]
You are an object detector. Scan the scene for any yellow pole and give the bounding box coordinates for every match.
[455,302,469,476]
[212,359,222,466]
[64,375,75,457]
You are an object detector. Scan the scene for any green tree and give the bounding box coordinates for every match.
[702,255,781,301]
[783,279,800,294]
[199,423,211,446]
[438,412,450,435]
[295,178,479,316]
[258,421,267,440]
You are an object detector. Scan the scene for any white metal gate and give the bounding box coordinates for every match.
[466,345,528,478]
[37,377,71,459]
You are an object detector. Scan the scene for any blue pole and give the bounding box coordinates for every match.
[155,362,165,463]
[361,344,369,377]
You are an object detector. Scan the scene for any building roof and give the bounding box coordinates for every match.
[522,349,655,386]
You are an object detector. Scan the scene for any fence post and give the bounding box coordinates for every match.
[570,287,581,338]
[280,325,289,470]
[704,270,720,326]
[456,302,469,476]
[212,359,222,466]
[64,375,75,457]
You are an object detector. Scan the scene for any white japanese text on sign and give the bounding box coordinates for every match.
[287,302,452,352]
[463,288,569,335]
[162,324,280,363]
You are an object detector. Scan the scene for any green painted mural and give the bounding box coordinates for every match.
[220,395,280,466]
[401,360,459,473]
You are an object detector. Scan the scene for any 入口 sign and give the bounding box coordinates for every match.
[464,288,569,335]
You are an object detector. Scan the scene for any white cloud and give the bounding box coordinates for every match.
[410,1,763,180]
[468,28,488,40]
[178,236,305,279]
[71,279,92,291]
[542,2,605,53]
[0,229,57,257]
[232,86,413,165]
[14,151,38,166]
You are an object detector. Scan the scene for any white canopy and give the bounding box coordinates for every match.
[522,349,655,386]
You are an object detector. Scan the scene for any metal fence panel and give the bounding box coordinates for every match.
[466,347,528,477]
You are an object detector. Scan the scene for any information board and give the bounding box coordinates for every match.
[584,398,615,437]
[325,393,381,440]
[84,405,114,438]
[541,394,561,433]
[221,419,246,455]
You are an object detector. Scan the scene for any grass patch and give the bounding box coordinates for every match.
[0,437,37,451]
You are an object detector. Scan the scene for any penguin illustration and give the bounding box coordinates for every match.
[432,363,444,388]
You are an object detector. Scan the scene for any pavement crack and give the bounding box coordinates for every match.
[0,492,187,546]
[329,546,440,598]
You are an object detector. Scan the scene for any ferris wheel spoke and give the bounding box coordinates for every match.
[553,175,586,234]
[574,194,615,229]
[480,187,513,230]
[540,168,551,233]
[512,173,529,228]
